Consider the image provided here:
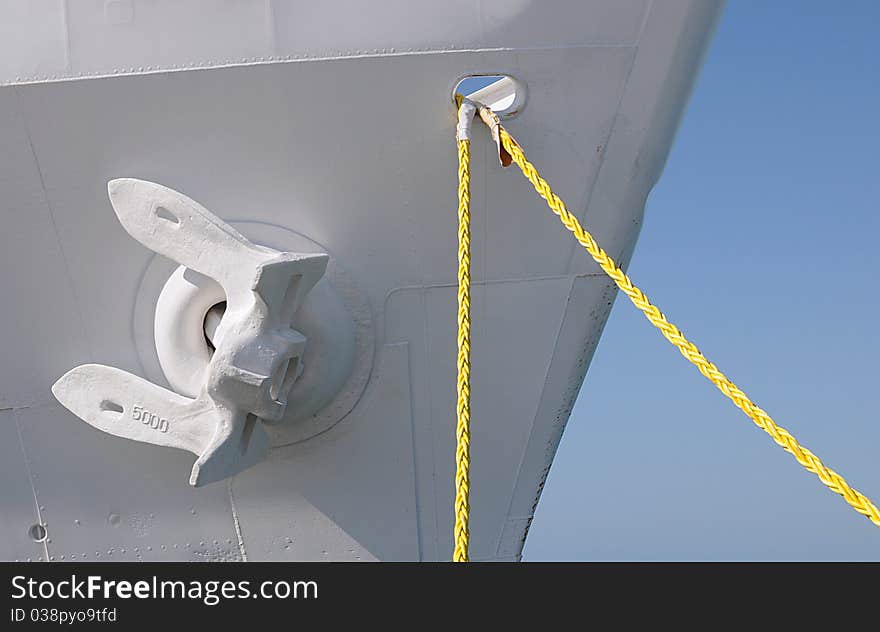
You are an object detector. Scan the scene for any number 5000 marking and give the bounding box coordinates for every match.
[131,406,169,433]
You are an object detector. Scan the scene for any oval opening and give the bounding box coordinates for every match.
[28,523,47,542]
[453,75,524,117]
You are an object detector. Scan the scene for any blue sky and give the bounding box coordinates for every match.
[523,1,880,560]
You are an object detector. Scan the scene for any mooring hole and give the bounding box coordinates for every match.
[453,74,523,117]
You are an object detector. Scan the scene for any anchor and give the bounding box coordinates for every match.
[52,179,328,486]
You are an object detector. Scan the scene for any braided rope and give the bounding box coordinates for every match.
[491,122,880,528]
[454,138,472,561]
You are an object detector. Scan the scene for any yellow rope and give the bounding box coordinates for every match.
[454,137,472,561]
[461,106,879,528]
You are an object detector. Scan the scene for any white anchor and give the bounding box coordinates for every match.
[52,179,328,486]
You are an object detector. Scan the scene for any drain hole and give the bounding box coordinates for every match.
[204,301,227,351]
[453,75,523,117]
[28,524,47,542]
[99,400,124,415]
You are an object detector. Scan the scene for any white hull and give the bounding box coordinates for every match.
[0,1,722,561]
